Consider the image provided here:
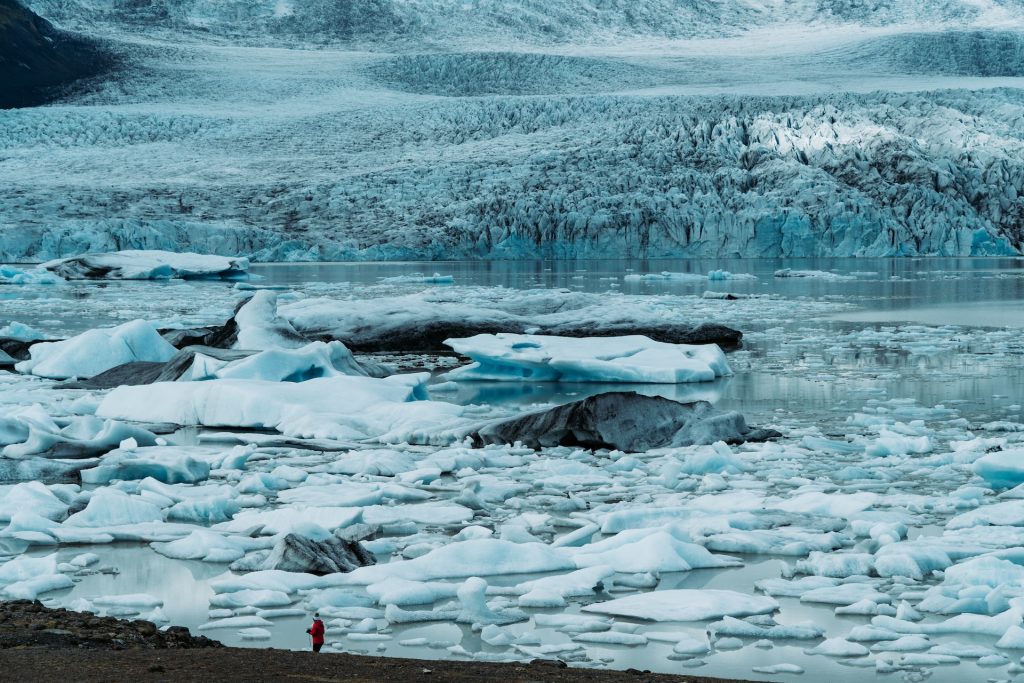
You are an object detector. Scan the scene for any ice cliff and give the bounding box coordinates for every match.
[3,1,1024,260]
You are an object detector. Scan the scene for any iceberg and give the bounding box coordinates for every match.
[97,374,468,443]
[581,589,778,622]
[183,341,384,382]
[16,320,177,380]
[233,291,310,351]
[444,334,731,384]
[0,265,62,285]
[42,250,249,280]
[973,448,1024,489]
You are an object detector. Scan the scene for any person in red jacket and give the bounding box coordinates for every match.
[306,612,325,652]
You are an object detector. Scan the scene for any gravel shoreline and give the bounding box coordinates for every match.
[1,600,755,682]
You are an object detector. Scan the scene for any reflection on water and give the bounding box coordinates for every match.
[28,544,996,682]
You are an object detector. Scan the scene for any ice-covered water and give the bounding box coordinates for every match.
[1,257,1023,682]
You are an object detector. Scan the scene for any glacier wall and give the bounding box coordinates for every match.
[3,88,1022,262]
[4,2,1024,261]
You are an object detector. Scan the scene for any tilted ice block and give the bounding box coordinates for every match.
[16,319,176,380]
[444,333,731,384]
[185,341,381,382]
[233,290,310,351]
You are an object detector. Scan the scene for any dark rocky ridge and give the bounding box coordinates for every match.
[0,600,220,649]
[314,321,742,354]
[0,0,113,108]
[473,391,781,452]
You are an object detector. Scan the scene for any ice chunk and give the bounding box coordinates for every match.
[97,374,467,443]
[2,574,73,599]
[947,500,1024,529]
[209,590,292,609]
[340,540,574,584]
[581,589,778,622]
[444,333,731,384]
[752,663,804,674]
[366,578,459,606]
[93,594,163,608]
[974,448,1024,489]
[81,448,210,485]
[573,631,647,646]
[775,492,878,517]
[197,615,273,630]
[233,291,309,351]
[2,415,158,460]
[0,482,69,522]
[0,322,45,341]
[151,529,250,563]
[800,584,890,606]
[806,638,870,657]
[571,527,739,574]
[16,320,176,379]
[0,265,62,285]
[63,489,164,527]
[774,269,854,280]
[43,250,249,280]
[186,341,382,382]
[709,615,823,640]
[238,628,272,640]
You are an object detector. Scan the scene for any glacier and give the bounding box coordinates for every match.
[2,1,1024,260]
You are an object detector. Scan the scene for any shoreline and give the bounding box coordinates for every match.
[0,600,755,683]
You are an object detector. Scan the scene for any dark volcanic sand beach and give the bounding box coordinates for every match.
[1,600,753,682]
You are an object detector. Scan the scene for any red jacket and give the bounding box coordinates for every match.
[309,618,325,645]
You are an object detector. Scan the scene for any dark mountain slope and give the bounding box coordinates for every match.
[0,0,111,108]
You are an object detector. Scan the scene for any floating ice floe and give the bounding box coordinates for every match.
[973,448,1024,489]
[379,273,454,284]
[97,374,469,443]
[16,320,176,379]
[1,411,158,459]
[625,270,756,282]
[444,334,731,383]
[42,250,249,280]
[80,446,212,484]
[774,268,856,280]
[0,322,45,341]
[581,589,778,622]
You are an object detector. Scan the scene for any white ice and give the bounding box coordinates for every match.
[444,333,731,383]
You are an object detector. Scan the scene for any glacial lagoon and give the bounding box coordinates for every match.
[2,256,1023,682]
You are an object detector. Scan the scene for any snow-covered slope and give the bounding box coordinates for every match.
[3,2,1024,260]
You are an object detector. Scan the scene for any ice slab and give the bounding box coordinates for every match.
[97,374,468,443]
[42,250,249,280]
[444,333,731,384]
[582,589,778,621]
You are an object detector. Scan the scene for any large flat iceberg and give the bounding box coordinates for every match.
[96,374,468,443]
[581,589,779,622]
[42,250,249,280]
[444,334,731,384]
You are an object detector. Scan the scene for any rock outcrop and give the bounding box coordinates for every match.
[472,391,781,452]
[232,531,376,575]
